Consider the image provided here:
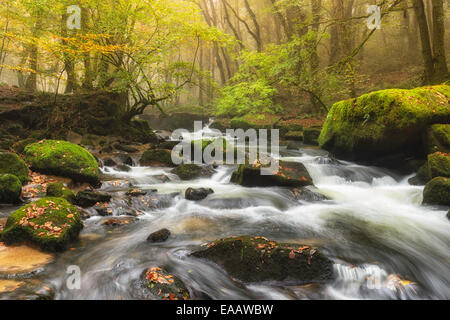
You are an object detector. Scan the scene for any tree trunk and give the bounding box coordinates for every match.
[413,0,435,84]
[431,0,448,83]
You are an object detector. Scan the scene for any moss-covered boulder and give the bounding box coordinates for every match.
[171,164,215,180]
[0,197,83,252]
[140,149,176,167]
[304,128,321,145]
[231,161,313,188]
[0,174,22,204]
[319,85,450,161]
[0,152,29,185]
[192,236,333,283]
[423,177,450,206]
[46,183,75,203]
[425,124,450,154]
[141,267,190,300]
[23,140,99,185]
[427,152,450,178]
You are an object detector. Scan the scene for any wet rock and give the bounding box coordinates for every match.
[128,193,175,211]
[0,174,22,204]
[114,143,139,153]
[74,190,112,208]
[102,217,136,227]
[45,182,75,203]
[0,151,30,185]
[303,128,321,145]
[290,187,329,202]
[185,188,214,201]
[192,236,334,283]
[140,149,177,167]
[171,164,215,180]
[0,197,83,252]
[287,141,302,150]
[141,267,190,300]
[231,161,313,188]
[126,188,147,197]
[23,140,100,185]
[147,228,171,242]
[115,153,134,166]
[153,141,179,151]
[103,157,117,167]
[423,177,450,206]
[0,243,54,277]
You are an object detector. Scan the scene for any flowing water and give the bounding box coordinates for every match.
[1,126,449,300]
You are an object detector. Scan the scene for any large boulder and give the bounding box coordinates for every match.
[0,197,83,252]
[423,177,450,206]
[319,85,450,162]
[192,236,334,283]
[24,140,99,185]
[231,161,313,188]
[427,152,450,178]
[0,152,29,185]
[0,174,22,204]
[425,124,449,154]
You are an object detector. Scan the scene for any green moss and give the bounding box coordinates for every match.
[24,140,99,184]
[423,177,450,206]
[0,174,22,204]
[46,182,75,203]
[427,152,450,178]
[0,197,83,252]
[11,138,39,155]
[319,85,450,160]
[192,236,333,283]
[426,124,450,154]
[142,267,190,300]
[140,149,176,167]
[0,152,30,185]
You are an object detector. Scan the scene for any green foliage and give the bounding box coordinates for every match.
[24,140,99,184]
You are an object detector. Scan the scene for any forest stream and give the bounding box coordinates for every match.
[2,123,448,300]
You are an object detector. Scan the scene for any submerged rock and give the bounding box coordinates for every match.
[319,85,450,162]
[74,190,112,208]
[231,161,313,188]
[0,174,22,204]
[290,187,329,202]
[0,197,83,252]
[24,140,100,185]
[192,236,334,283]
[0,151,30,185]
[171,164,215,180]
[185,187,214,201]
[141,267,190,300]
[423,177,450,206]
[147,228,171,242]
